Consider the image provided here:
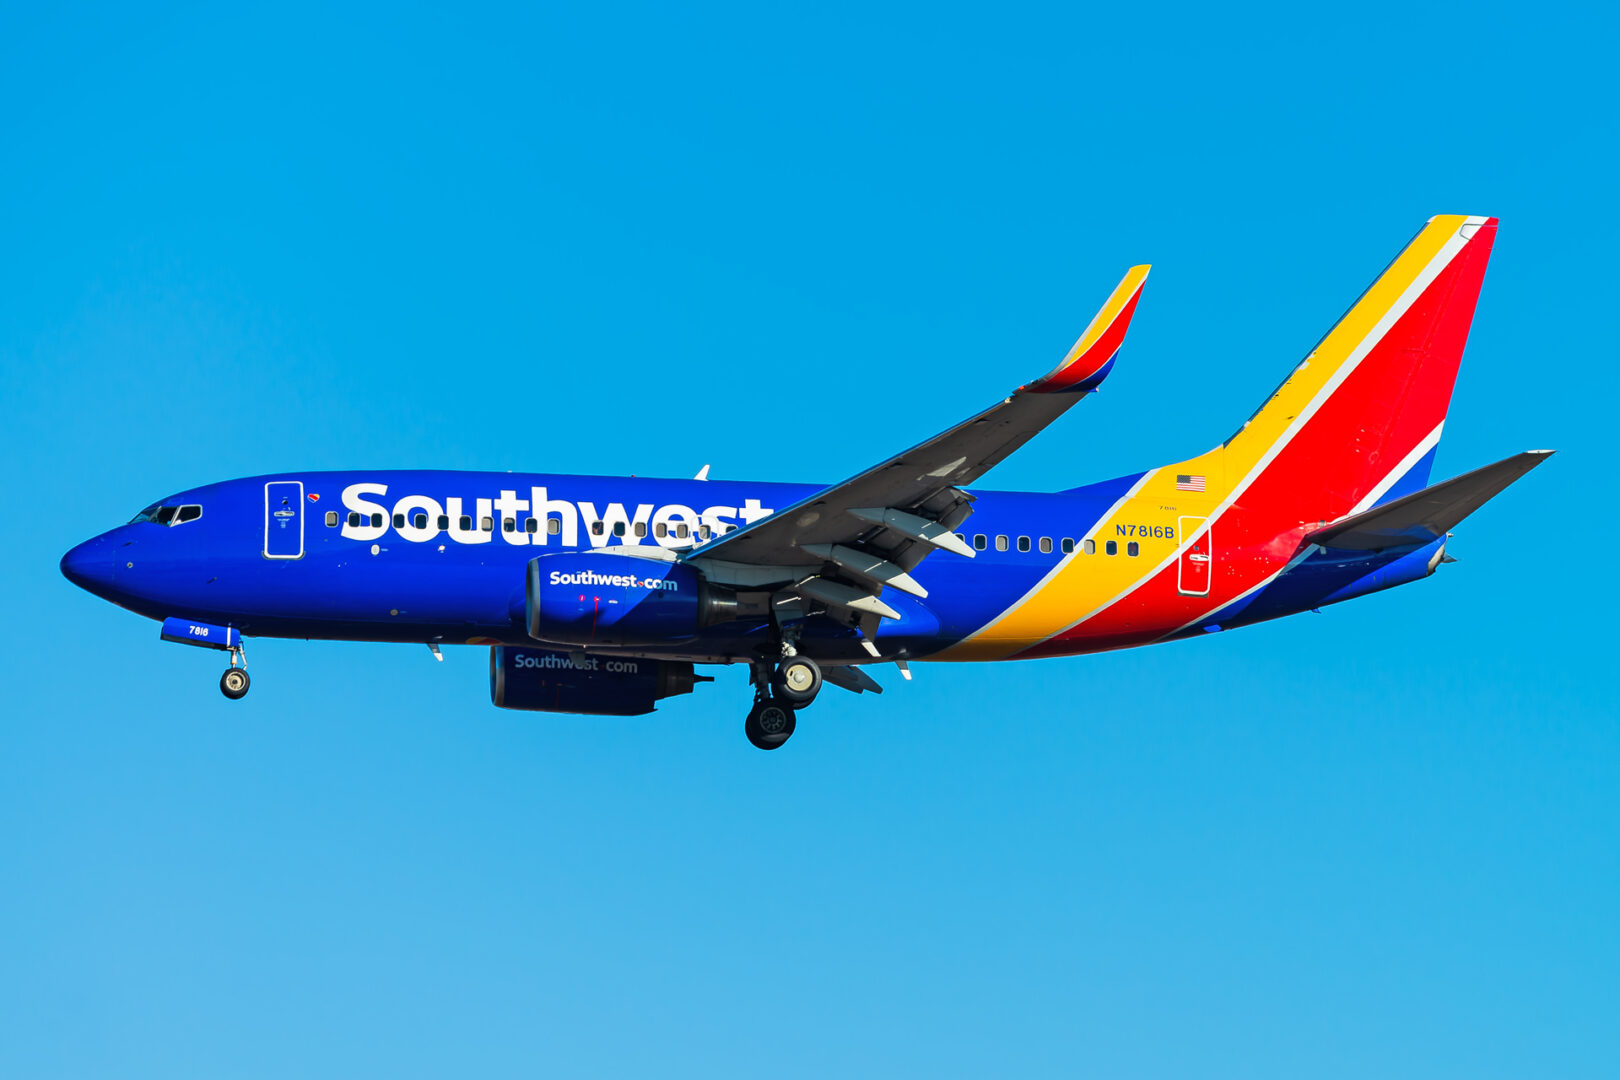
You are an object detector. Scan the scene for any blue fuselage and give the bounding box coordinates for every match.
[60,469,1437,664]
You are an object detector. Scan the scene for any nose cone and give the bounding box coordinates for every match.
[61,536,115,596]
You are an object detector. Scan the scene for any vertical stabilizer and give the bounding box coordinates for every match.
[1218,214,1497,518]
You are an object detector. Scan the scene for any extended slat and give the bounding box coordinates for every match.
[800,543,928,598]
[793,577,901,620]
[848,507,974,559]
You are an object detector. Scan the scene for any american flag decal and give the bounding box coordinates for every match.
[1175,474,1206,493]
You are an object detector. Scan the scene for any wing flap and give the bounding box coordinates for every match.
[824,665,884,695]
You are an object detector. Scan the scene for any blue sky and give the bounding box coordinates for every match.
[3,3,1616,1076]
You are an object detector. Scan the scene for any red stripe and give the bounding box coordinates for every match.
[1033,287,1144,392]
[1018,221,1496,658]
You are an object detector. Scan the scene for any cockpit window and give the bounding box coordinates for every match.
[129,503,203,526]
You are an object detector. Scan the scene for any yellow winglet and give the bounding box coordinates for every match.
[1028,264,1151,394]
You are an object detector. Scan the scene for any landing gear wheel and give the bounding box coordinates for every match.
[220,668,251,700]
[771,656,822,707]
[745,700,796,750]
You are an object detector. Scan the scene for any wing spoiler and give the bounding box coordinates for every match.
[1305,450,1554,551]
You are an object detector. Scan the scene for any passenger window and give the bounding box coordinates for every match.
[973,534,987,551]
[1039,536,1052,553]
[525,518,538,534]
[371,513,384,528]
[439,515,451,530]
[348,511,361,528]
[634,522,647,538]
[655,522,667,538]
[1061,538,1074,554]
[325,511,338,527]
[613,522,626,537]
[699,524,712,540]
[503,518,515,533]
[1127,541,1139,556]
[481,516,493,531]
[413,513,428,530]
[1017,536,1031,552]
[393,513,405,528]
[676,523,690,538]
[1105,540,1118,556]
[591,521,605,536]
[459,515,472,531]
[995,535,1009,552]
[547,518,561,535]
[1084,539,1096,555]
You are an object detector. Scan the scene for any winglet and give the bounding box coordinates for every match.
[1027,264,1150,393]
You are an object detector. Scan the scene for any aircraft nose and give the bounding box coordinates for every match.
[61,536,115,595]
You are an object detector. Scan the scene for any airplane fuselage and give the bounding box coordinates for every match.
[61,468,1439,666]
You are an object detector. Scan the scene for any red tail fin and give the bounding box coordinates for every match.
[1221,214,1497,519]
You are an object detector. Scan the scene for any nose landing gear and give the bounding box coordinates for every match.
[220,643,250,700]
[220,667,251,699]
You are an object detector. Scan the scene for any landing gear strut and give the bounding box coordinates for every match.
[220,643,250,700]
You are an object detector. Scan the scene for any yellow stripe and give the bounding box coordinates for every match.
[936,217,1470,661]
[1045,264,1151,378]
[1219,215,1463,470]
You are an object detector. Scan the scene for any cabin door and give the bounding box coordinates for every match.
[1177,516,1211,597]
[264,481,305,559]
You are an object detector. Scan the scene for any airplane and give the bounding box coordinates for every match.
[60,214,1551,749]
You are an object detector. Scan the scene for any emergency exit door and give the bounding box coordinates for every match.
[1177,516,1211,597]
[264,481,305,559]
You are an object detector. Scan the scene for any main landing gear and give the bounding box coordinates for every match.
[219,643,250,700]
[745,698,796,750]
[744,654,821,750]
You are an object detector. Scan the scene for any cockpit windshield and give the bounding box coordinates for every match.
[129,504,203,526]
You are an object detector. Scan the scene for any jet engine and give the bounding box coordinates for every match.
[525,552,765,646]
[490,646,709,715]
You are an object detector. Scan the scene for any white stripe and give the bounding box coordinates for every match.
[1198,226,1471,530]
[1347,421,1444,516]
[1155,418,1446,640]
[1033,219,1473,646]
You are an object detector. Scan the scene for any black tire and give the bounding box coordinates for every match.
[771,656,822,707]
[745,701,796,750]
[220,668,251,700]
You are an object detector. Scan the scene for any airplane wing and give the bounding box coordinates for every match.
[1305,450,1554,551]
[685,265,1150,632]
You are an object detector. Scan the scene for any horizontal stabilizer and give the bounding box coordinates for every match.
[1306,450,1554,551]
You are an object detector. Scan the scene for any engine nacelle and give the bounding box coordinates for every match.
[490,646,707,715]
[525,552,762,646]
